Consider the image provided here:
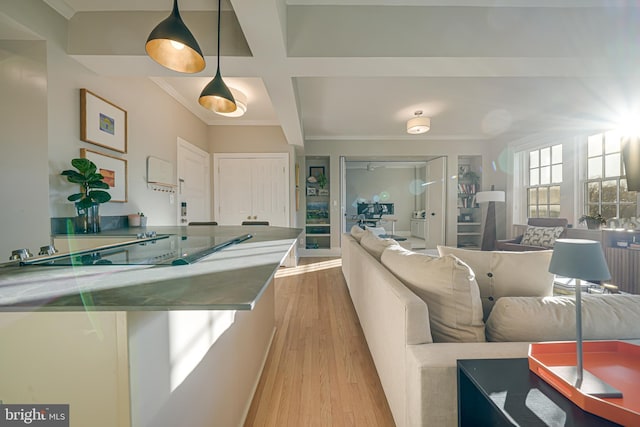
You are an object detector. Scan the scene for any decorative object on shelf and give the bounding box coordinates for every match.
[579,214,606,230]
[61,157,112,234]
[543,239,620,398]
[476,188,505,251]
[406,110,431,134]
[81,148,127,202]
[307,186,317,196]
[145,0,205,73]
[317,173,327,189]
[199,0,236,114]
[80,89,128,153]
[462,170,480,185]
[309,166,325,179]
[621,136,640,192]
[318,189,329,196]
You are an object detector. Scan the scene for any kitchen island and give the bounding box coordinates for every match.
[0,225,301,427]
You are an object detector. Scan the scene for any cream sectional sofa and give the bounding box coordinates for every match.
[341,231,640,427]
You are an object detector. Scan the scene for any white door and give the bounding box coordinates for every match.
[251,158,288,226]
[425,156,447,248]
[177,138,210,224]
[214,154,289,226]
[217,158,253,225]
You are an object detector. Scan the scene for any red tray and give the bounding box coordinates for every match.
[529,341,640,426]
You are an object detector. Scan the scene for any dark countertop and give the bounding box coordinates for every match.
[0,225,301,312]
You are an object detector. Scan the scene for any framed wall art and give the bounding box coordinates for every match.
[309,166,325,179]
[81,148,128,202]
[80,88,128,153]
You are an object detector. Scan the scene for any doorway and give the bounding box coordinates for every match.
[177,138,211,224]
[341,157,447,249]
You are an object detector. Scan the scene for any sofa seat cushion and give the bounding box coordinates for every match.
[381,245,485,343]
[520,225,565,248]
[436,246,554,320]
[486,295,640,342]
[350,224,366,242]
[360,230,398,260]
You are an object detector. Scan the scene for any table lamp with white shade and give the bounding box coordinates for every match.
[475,188,505,251]
[546,238,622,397]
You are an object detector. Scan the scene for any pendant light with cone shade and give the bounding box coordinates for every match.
[145,0,205,73]
[199,0,236,114]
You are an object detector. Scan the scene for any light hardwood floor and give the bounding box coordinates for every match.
[244,257,396,427]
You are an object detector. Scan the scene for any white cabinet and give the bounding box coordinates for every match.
[410,219,426,239]
[214,154,289,226]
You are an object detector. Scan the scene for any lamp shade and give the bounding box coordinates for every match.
[475,190,505,203]
[145,0,205,73]
[198,0,236,114]
[622,136,640,192]
[407,116,431,134]
[215,88,247,117]
[199,69,237,113]
[548,239,611,282]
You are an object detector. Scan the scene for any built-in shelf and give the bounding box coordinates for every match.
[305,156,330,250]
[457,156,482,248]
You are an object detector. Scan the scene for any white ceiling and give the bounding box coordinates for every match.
[39,0,640,146]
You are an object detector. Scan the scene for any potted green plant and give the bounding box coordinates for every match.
[317,173,328,189]
[61,158,112,233]
[578,213,606,230]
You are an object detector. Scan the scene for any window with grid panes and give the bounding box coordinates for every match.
[527,144,562,218]
[585,131,637,220]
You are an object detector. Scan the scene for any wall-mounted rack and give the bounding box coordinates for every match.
[147,181,177,193]
[146,156,176,193]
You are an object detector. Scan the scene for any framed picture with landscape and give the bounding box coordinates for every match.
[81,148,128,202]
[80,88,128,153]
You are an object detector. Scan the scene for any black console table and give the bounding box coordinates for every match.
[457,358,621,427]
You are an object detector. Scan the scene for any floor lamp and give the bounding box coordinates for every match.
[547,239,621,397]
[475,189,505,251]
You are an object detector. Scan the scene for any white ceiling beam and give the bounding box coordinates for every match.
[230,0,304,146]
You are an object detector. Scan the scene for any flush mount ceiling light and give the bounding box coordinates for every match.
[406,111,431,135]
[199,0,236,114]
[215,88,247,117]
[145,0,205,73]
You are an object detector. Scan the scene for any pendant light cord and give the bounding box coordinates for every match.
[217,0,221,72]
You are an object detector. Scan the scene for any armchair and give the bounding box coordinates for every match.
[496,218,568,251]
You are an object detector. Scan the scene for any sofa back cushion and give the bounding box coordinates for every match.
[381,245,485,343]
[486,295,640,342]
[365,225,387,237]
[436,246,554,320]
[360,230,398,260]
[350,224,367,242]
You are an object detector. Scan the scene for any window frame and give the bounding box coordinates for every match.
[527,144,563,218]
[584,132,636,220]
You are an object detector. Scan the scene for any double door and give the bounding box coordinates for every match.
[214,154,289,226]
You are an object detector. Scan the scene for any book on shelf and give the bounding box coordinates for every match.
[457,183,477,194]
